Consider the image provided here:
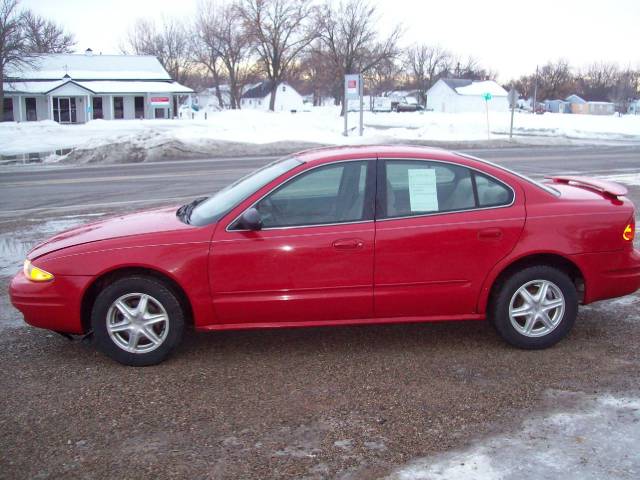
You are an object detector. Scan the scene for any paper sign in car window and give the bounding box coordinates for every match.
[408,168,438,212]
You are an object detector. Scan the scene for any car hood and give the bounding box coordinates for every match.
[28,206,197,259]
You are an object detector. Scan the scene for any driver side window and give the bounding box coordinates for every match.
[255,161,371,228]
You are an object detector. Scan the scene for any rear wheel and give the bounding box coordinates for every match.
[490,266,578,349]
[91,276,185,366]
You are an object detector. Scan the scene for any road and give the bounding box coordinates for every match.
[1,145,639,217]
[0,145,639,480]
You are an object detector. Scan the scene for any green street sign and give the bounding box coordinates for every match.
[483,92,493,101]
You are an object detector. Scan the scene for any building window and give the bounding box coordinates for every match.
[134,96,144,119]
[282,85,286,92]
[92,97,103,120]
[2,98,13,122]
[114,96,124,119]
[25,97,37,121]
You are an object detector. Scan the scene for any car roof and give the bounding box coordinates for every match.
[294,145,464,165]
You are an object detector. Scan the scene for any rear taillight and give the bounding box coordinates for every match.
[623,218,635,242]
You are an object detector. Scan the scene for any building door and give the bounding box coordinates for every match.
[53,97,77,123]
[25,98,37,121]
[92,97,103,119]
[2,98,13,122]
[134,96,144,119]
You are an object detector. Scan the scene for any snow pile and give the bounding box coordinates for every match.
[1,107,639,161]
[387,391,640,480]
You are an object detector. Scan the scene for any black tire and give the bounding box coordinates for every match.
[91,276,185,366]
[490,265,578,349]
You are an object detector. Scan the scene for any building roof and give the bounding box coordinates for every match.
[565,94,586,104]
[441,78,473,90]
[242,81,277,99]
[455,80,508,97]
[4,53,172,81]
[435,78,508,97]
[3,79,193,95]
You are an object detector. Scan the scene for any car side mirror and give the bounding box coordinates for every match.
[238,207,262,231]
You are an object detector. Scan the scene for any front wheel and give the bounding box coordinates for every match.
[91,276,185,366]
[490,266,578,349]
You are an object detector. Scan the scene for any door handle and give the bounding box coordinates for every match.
[477,228,503,241]
[332,238,365,250]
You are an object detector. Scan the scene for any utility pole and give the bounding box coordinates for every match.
[532,65,538,113]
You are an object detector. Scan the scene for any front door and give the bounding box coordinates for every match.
[25,97,37,121]
[210,160,376,326]
[53,97,77,123]
[374,158,525,319]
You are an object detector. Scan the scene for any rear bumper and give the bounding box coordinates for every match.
[572,248,640,304]
[9,271,91,334]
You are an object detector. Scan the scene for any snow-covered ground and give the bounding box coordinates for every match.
[1,107,639,162]
[388,390,640,480]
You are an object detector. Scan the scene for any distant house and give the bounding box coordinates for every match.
[426,78,509,113]
[629,99,640,115]
[544,99,570,113]
[566,94,588,114]
[240,81,304,112]
[2,50,192,123]
[586,101,615,115]
[565,94,615,115]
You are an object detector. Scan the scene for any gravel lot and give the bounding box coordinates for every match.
[1,147,639,479]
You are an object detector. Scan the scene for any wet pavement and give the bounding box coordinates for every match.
[0,146,639,479]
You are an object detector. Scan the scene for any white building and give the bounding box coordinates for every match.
[426,78,509,113]
[2,50,192,123]
[629,99,640,115]
[240,81,304,112]
[195,85,232,111]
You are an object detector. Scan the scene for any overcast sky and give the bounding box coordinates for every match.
[21,0,640,81]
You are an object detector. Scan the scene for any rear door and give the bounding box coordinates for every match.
[210,159,376,326]
[374,158,526,319]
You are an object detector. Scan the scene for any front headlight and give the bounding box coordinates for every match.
[23,259,54,282]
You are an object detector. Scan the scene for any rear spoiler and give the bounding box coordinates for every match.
[548,175,628,198]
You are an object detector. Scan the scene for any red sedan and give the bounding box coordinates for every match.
[10,146,640,366]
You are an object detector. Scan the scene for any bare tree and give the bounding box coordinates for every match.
[296,42,338,105]
[124,17,193,85]
[576,61,619,101]
[194,3,225,108]
[196,1,253,109]
[239,0,317,111]
[0,0,26,120]
[22,10,74,53]
[316,0,402,114]
[365,56,400,96]
[404,44,450,106]
[537,59,573,100]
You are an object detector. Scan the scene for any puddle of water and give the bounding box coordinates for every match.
[0,217,90,276]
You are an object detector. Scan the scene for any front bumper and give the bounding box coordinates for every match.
[9,271,91,334]
[572,248,640,304]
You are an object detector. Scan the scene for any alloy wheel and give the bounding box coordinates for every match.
[508,279,565,338]
[106,293,170,354]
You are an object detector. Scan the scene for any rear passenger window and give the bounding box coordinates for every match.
[384,161,475,217]
[475,173,514,207]
[382,160,513,218]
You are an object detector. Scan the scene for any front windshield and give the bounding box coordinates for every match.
[189,157,302,226]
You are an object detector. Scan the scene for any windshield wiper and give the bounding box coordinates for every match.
[176,196,208,224]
